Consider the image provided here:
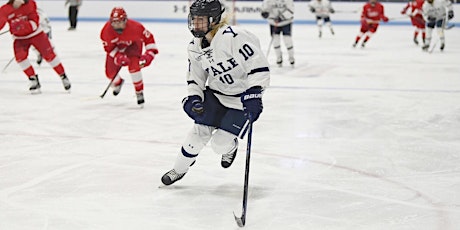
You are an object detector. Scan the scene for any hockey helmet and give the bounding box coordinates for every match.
[110,7,128,34]
[188,0,225,38]
[110,7,128,23]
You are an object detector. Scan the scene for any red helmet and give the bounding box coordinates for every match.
[110,7,127,22]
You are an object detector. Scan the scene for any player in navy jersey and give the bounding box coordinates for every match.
[161,0,270,186]
[421,0,454,51]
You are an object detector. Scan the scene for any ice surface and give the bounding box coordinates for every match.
[1,21,459,230]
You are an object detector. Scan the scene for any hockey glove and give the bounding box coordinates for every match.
[140,50,155,67]
[241,86,263,122]
[183,95,204,121]
[382,16,389,22]
[448,10,454,20]
[261,11,269,19]
[114,53,130,66]
[330,8,335,14]
[10,20,34,36]
[427,16,436,22]
[310,7,315,13]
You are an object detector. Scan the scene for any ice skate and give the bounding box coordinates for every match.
[352,42,358,48]
[289,57,295,68]
[440,43,445,51]
[29,75,41,93]
[422,44,429,51]
[60,74,71,91]
[276,58,282,67]
[136,91,145,107]
[318,31,322,38]
[112,79,124,96]
[161,169,187,186]
[221,148,237,168]
[413,37,419,45]
[330,28,334,35]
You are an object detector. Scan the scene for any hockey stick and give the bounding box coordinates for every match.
[265,19,278,58]
[100,77,116,98]
[446,24,455,30]
[388,15,410,21]
[234,116,253,227]
[2,57,15,73]
[0,30,9,36]
[334,10,358,13]
[266,36,273,58]
[100,55,146,98]
[100,68,122,98]
[428,39,438,53]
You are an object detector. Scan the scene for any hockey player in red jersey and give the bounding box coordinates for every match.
[100,7,158,107]
[401,0,426,45]
[0,0,71,93]
[352,0,389,48]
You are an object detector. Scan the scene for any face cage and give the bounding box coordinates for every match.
[111,18,127,34]
[188,13,216,38]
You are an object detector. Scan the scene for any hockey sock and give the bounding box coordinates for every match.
[173,148,198,174]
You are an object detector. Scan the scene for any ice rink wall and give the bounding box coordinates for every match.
[37,0,459,25]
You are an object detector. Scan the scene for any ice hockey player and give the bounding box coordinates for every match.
[260,0,295,67]
[0,0,71,93]
[352,0,389,48]
[421,0,454,51]
[401,0,426,45]
[100,7,158,107]
[161,0,270,186]
[308,0,335,38]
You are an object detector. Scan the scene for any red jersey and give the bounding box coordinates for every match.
[361,2,388,23]
[401,0,424,16]
[100,19,158,57]
[0,0,42,39]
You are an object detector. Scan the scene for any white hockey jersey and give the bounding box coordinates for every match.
[186,25,270,110]
[261,0,295,27]
[308,0,334,18]
[422,0,453,21]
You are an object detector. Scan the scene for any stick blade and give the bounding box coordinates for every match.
[233,212,245,227]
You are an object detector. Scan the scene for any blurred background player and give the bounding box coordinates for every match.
[34,8,52,65]
[161,0,270,186]
[100,7,158,107]
[401,0,426,45]
[308,0,335,38]
[65,0,81,30]
[421,0,454,51]
[261,0,295,67]
[353,0,389,48]
[0,0,71,93]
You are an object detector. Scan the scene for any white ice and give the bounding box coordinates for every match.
[1,21,460,230]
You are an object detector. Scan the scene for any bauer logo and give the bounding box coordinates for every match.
[244,93,262,100]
